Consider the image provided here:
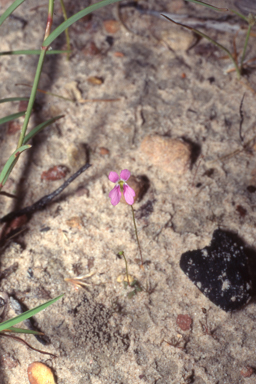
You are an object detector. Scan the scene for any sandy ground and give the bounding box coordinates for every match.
[1,0,256,383]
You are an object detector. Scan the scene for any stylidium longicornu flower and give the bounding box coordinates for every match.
[108,169,135,206]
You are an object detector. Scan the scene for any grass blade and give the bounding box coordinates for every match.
[0,294,63,332]
[60,0,71,60]
[184,0,228,12]
[23,115,64,144]
[0,97,29,104]
[43,0,122,47]
[162,14,241,79]
[0,145,31,188]
[0,49,71,56]
[0,0,26,26]
[4,327,43,335]
[0,111,26,125]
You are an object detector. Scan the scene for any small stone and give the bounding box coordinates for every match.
[103,20,120,34]
[180,229,252,312]
[114,51,124,58]
[141,135,191,174]
[87,76,103,85]
[99,147,110,155]
[66,216,83,229]
[160,28,195,51]
[176,314,192,331]
[83,41,100,56]
[240,366,254,378]
[75,186,89,197]
[120,175,149,204]
[247,185,256,193]
[28,362,56,384]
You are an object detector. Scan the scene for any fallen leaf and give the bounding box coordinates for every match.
[41,165,68,181]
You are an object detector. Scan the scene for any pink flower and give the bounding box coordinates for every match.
[108,169,136,206]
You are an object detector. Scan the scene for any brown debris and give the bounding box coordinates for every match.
[41,165,69,181]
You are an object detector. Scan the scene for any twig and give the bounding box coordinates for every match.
[239,93,245,143]
[0,163,91,224]
[0,333,57,357]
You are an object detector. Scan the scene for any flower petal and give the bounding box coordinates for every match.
[120,169,131,181]
[123,184,135,205]
[108,171,119,183]
[109,185,121,206]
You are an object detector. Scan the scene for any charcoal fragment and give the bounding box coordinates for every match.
[180,229,252,312]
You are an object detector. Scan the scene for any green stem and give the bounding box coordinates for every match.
[131,205,143,266]
[240,24,252,73]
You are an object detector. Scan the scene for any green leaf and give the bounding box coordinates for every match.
[0,0,26,26]
[0,145,31,188]
[0,294,64,332]
[0,111,26,125]
[43,0,122,47]
[0,49,71,56]
[4,327,43,335]
[23,115,64,144]
[184,0,228,12]
[0,97,29,104]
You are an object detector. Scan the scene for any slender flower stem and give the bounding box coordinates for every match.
[131,205,143,266]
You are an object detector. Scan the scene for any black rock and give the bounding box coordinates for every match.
[180,229,252,312]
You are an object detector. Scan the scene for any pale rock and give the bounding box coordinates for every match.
[140,135,191,174]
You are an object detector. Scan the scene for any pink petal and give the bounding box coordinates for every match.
[109,185,121,206]
[120,169,131,181]
[109,171,120,183]
[123,184,135,205]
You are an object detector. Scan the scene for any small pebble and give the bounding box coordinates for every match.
[83,41,100,56]
[28,362,56,384]
[99,147,110,156]
[75,186,89,197]
[240,366,254,378]
[176,314,192,331]
[160,28,195,51]
[66,216,83,229]
[180,229,252,312]
[120,175,148,204]
[103,20,120,34]
[141,135,191,174]
[87,76,103,85]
